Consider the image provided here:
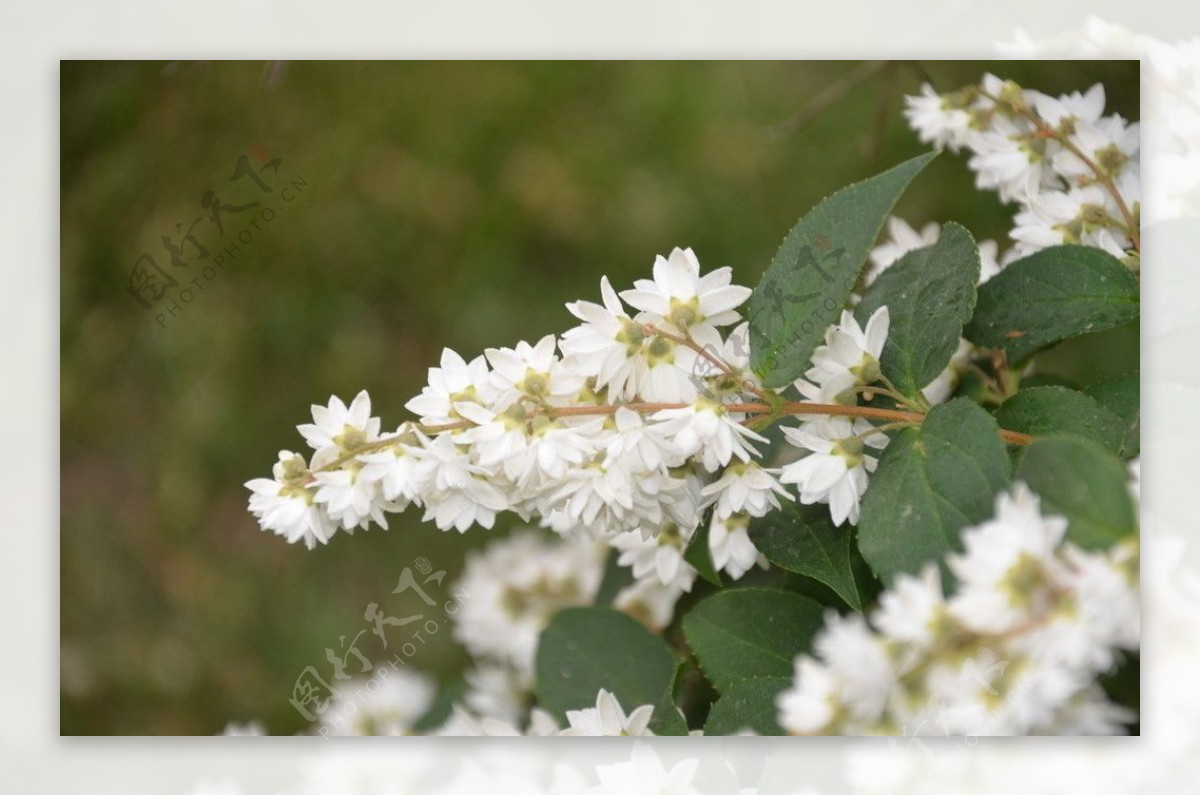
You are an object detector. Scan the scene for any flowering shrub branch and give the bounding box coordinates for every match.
[238,69,1139,737]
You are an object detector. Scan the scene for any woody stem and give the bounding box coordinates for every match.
[310,396,1037,479]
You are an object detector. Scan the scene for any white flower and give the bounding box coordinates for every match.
[514,418,606,490]
[960,653,1090,734]
[947,483,1069,635]
[405,347,493,424]
[297,390,381,456]
[312,465,392,532]
[449,529,605,675]
[778,615,896,736]
[358,427,426,505]
[715,321,753,372]
[1011,182,1133,259]
[650,399,766,473]
[560,276,647,401]
[413,433,508,533]
[806,307,889,391]
[871,565,946,648]
[245,450,337,549]
[791,375,852,405]
[661,467,706,531]
[632,324,725,404]
[463,663,531,726]
[779,417,888,526]
[605,407,683,474]
[613,576,688,631]
[420,485,507,533]
[452,400,533,473]
[777,657,839,734]
[966,119,1055,203]
[620,246,751,334]
[701,461,791,519]
[707,512,764,581]
[904,83,973,152]
[317,669,435,736]
[812,612,896,724]
[1033,82,1106,131]
[542,459,641,537]
[485,334,585,404]
[611,521,698,591]
[1016,538,1140,671]
[560,689,655,736]
[458,401,602,489]
[1052,115,1140,187]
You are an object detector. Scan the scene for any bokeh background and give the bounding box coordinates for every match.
[60,60,1138,735]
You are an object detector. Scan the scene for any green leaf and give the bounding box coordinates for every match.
[996,386,1125,454]
[858,398,1011,584]
[704,677,791,736]
[1015,435,1137,549]
[748,151,938,387]
[965,245,1139,361]
[855,222,980,397]
[683,508,722,587]
[749,502,870,610]
[650,689,690,735]
[1098,653,1140,734]
[1085,373,1140,459]
[682,588,823,693]
[535,606,682,733]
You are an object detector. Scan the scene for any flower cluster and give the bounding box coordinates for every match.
[449,528,604,682]
[776,484,1139,735]
[245,248,906,631]
[316,669,437,737]
[905,74,1140,265]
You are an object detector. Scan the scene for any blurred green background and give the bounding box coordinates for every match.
[60,60,1138,735]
